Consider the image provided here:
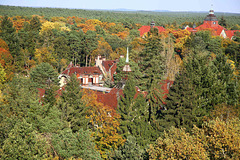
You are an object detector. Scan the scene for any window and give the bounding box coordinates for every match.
[213,22,216,24]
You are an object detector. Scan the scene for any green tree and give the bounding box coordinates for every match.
[114,57,141,88]
[1,119,49,160]
[219,16,228,28]
[109,136,144,160]
[0,63,6,87]
[51,128,101,160]
[60,74,88,131]
[30,16,42,31]
[84,30,99,66]
[0,16,21,60]
[139,35,166,139]
[67,30,84,65]
[118,78,153,147]
[30,62,59,89]
[0,16,22,71]
[162,52,239,132]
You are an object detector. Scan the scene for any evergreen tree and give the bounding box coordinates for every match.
[0,15,20,60]
[0,16,22,70]
[60,74,89,131]
[212,52,239,106]
[118,78,152,147]
[114,57,141,88]
[219,16,227,28]
[30,62,59,89]
[1,119,48,160]
[138,35,166,139]
[2,75,38,119]
[109,136,144,160]
[162,52,239,131]
[52,128,101,160]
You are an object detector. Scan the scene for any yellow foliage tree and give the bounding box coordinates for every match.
[91,38,113,60]
[148,127,208,160]
[35,47,57,67]
[148,118,240,160]
[81,89,125,159]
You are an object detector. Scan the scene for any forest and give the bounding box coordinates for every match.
[0,5,240,160]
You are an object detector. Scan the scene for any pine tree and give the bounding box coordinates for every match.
[109,136,144,160]
[138,35,166,139]
[0,16,21,63]
[51,128,101,160]
[118,77,152,147]
[30,62,59,89]
[60,74,89,131]
[1,119,48,160]
[114,57,141,88]
[162,52,239,131]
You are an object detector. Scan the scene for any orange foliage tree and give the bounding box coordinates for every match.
[91,38,114,60]
[0,48,14,81]
[81,89,125,159]
[10,16,29,31]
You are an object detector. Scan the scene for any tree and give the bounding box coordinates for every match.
[199,118,240,159]
[109,136,144,160]
[1,119,49,160]
[113,56,141,88]
[30,62,59,89]
[219,16,227,28]
[138,35,166,139]
[51,128,102,160]
[162,52,239,132]
[82,89,125,159]
[84,30,99,66]
[118,78,152,147]
[30,16,42,31]
[35,47,58,67]
[92,38,113,60]
[148,126,208,160]
[0,63,6,86]
[67,30,84,65]
[148,117,240,159]
[60,74,88,131]
[0,47,14,81]
[0,16,21,61]
[2,75,38,119]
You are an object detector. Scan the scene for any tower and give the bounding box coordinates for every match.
[123,47,131,72]
[150,20,155,28]
[204,5,218,27]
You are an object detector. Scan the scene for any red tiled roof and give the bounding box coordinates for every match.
[194,23,226,36]
[186,27,197,33]
[37,88,45,99]
[96,88,123,110]
[225,30,240,39]
[102,60,115,72]
[160,79,174,104]
[138,26,165,37]
[96,86,147,110]
[62,67,102,76]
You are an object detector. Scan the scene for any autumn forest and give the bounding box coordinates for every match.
[0,5,240,160]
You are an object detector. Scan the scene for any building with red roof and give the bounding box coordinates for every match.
[185,9,240,39]
[59,56,118,87]
[138,21,165,37]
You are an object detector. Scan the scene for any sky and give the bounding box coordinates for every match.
[1,0,240,13]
